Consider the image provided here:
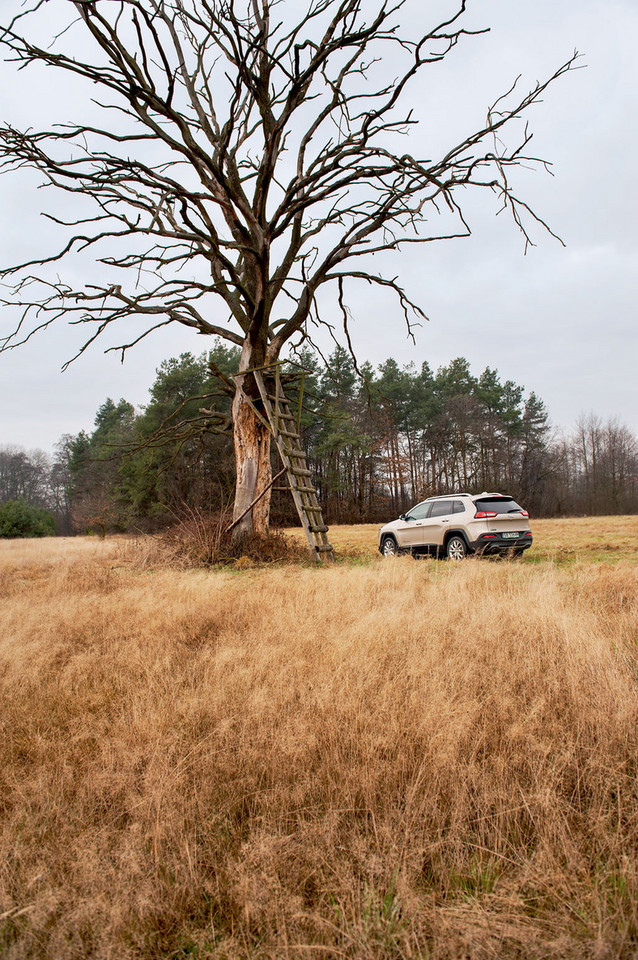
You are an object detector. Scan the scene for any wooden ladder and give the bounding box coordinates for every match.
[237,366,335,562]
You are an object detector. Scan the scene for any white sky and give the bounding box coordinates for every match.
[0,0,636,454]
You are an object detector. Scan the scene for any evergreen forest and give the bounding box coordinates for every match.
[1,344,636,535]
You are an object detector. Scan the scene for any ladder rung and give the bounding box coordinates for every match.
[278,428,300,439]
[293,484,316,494]
[309,524,329,533]
[290,467,312,477]
[314,545,334,553]
[302,505,323,513]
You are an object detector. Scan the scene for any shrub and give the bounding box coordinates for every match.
[0,499,56,538]
[136,505,309,567]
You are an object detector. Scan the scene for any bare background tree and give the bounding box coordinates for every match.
[0,0,577,537]
[0,445,51,505]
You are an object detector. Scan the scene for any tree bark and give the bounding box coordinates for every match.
[230,344,272,541]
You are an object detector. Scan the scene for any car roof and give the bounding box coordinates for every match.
[422,491,508,502]
[424,492,472,500]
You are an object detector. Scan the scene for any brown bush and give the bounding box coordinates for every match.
[136,506,310,568]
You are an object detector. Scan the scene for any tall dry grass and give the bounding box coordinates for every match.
[1,529,638,958]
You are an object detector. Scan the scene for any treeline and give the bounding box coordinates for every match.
[2,343,637,534]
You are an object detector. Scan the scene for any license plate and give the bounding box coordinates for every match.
[502,532,519,539]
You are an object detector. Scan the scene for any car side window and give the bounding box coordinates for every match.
[405,502,431,521]
[452,500,466,514]
[430,499,454,517]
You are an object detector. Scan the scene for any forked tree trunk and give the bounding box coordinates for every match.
[230,345,273,541]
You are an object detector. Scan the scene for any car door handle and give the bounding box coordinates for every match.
[441,519,449,523]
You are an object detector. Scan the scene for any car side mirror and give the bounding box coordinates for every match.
[399,514,407,521]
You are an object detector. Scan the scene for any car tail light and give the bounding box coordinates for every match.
[525,531,532,537]
[520,510,529,518]
[474,511,497,518]
[482,534,496,539]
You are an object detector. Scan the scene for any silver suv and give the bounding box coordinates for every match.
[378,492,533,560]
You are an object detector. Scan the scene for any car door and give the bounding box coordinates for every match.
[426,499,455,547]
[399,501,432,547]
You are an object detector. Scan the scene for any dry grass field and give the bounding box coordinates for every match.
[1,517,638,959]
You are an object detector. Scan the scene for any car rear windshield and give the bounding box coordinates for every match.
[475,497,525,514]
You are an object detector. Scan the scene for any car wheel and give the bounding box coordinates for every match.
[446,536,467,561]
[381,536,399,557]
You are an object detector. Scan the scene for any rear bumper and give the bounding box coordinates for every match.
[470,533,533,555]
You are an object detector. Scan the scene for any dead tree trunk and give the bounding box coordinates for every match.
[231,343,272,541]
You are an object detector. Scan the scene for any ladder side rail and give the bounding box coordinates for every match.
[274,367,281,439]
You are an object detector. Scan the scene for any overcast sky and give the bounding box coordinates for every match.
[0,0,636,454]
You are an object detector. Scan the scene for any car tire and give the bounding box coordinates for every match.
[381,536,400,557]
[446,535,467,561]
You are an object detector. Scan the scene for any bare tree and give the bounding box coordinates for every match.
[0,0,577,537]
[0,445,51,505]
[572,413,638,515]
